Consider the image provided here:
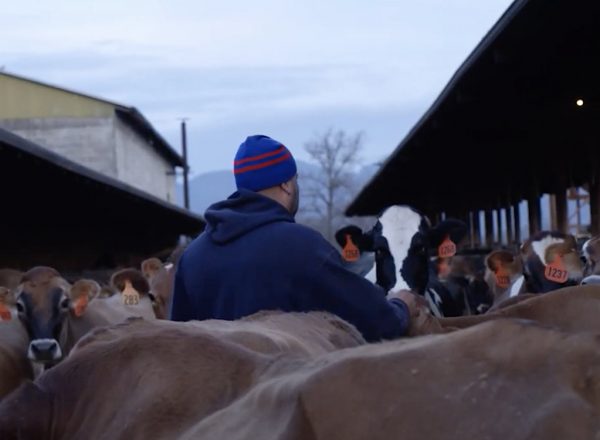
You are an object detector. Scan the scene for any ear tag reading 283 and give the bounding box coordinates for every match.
[544,254,568,283]
[494,267,510,289]
[342,234,360,262]
[438,236,457,258]
[122,280,141,306]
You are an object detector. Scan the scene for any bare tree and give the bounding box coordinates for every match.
[300,128,364,242]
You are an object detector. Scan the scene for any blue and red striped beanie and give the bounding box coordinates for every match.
[234,135,297,191]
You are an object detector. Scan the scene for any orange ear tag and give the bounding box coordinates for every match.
[544,254,568,283]
[0,303,12,321]
[494,267,511,289]
[438,236,456,258]
[73,295,89,318]
[342,234,360,262]
[122,280,141,306]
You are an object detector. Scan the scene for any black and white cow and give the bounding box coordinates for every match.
[520,231,584,293]
[336,205,490,317]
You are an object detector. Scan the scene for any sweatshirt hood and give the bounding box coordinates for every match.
[204,189,294,244]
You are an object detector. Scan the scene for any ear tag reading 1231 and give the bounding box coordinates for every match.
[122,280,141,306]
[544,254,569,283]
[494,267,511,289]
[342,234,360,262]
[438,236,457,258]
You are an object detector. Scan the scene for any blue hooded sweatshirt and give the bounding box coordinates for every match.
[170,189,410,342]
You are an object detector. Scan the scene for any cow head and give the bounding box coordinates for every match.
[447,254,493,314]
[484,250,525,300]
[140,258,176,319]
[521,231,584,293]
[15,267,100,365]
[336,206,467,296]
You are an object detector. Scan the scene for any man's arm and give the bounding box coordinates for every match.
[309,249,411,342]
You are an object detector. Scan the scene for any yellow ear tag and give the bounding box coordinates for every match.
[544,254,568,283]
[342,234,360,262]
[122,280,141,306]
[73,295,89,318]
[438,236,456,258]
[494,267,510,289]
[0,303,12,321]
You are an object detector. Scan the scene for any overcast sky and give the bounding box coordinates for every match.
[2,0,513,176]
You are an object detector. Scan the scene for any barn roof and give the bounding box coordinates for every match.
[0,71,185,167]
[0,127,204,271]
[346,0,600,216]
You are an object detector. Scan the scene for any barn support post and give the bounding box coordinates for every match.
[513,201,521,245]
[549,194,557,230]
[527,193,542,236]
[555,189,568,234]
[496,208,503,245]
[471,211,481,248]
[484,209,494,248]
[505,204,514,245]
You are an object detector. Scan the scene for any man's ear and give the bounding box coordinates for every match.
[279,181,292,196]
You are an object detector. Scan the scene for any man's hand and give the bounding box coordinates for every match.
[388,289,428,313]
[388,289,444,336]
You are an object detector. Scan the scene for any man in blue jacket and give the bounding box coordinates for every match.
[170,135,414,342]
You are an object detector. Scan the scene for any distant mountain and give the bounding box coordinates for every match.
[176,160,341,216]
[176,170,236,216]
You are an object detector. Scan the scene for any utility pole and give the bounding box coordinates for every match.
[179,118,190,210]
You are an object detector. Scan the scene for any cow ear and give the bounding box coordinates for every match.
[0,287,13,320]
[141,258,163,279]
[334,225,371,252]
[69,279,100,317]
[110,269,150,296]
[429,219,468,250]
[0,286,15,305]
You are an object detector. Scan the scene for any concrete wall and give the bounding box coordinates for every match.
[0,74,114,119]
[114,117,176,202]
[0,74,178,203]
[0,117,118,178]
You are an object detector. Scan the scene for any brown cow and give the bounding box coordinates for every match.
[140,258,176,319]
[484,249,526,308]
[0,319,32,398]
[0,311,364,440]
[182,319,600,440]
[14,266,155,367]
[438,284,600,333]
[0,268,23,291]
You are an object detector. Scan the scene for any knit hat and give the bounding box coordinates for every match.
[234,135,297,191]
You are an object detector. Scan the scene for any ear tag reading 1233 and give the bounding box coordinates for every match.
[122,280,141,306]
[544,254,569,284]
[342,234,360,262]
[494,267,511,289]
[438,236,457,258]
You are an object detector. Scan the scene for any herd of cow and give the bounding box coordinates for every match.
[2,205,600,439]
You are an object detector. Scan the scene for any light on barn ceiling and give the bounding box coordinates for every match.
[576,98,584,107]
